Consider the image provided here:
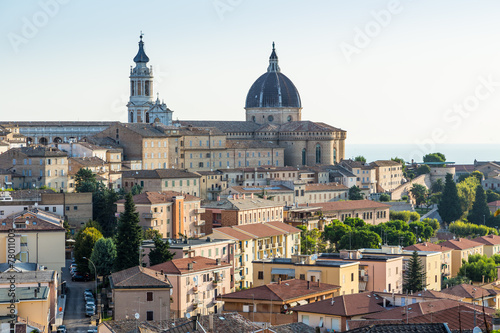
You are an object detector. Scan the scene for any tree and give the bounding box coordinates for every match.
[468,186,490,225]
[74,227,103,274]
[438,173,463,224]
[449,221,497,238]
[410,184,427,208]
[423,153,446,163]
[458,254,497,283]
[470,170,484,183]
[403,250,427,293]
[416,164,431,176]
[148,236,174,266]
[486,190,500,203]
[348,186,364,200]
[90,237,116,276]
[144,228,162,240]
[431,179,444,194]
[93,183,119,238]
[337,229,381,250]
[379,193,390,202]
[457,175,480,216]
[114,192,143,271]
[389,211,420,222]
[322,220,350,251]
[131,184,143,195]
[74,168,98,193]
[354,156,366,163]
[297,225,328,254]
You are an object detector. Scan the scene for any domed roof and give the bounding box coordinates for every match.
[134,34,149,63]
[245,43,301,109]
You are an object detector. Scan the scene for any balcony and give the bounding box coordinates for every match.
[265,244,270,249]
[108,302,114,308]
[142,212,161,219]
[213,279,221,286]
[359,275,368,282]
[195,208,205,214]
[240,246,246,253]
[258,245,263,251]
[195,220,205,227]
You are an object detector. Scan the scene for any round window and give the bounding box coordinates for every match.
[268,115,274,122]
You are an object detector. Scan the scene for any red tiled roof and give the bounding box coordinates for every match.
[440,283,496,299]
[211,227,256,240]
[487,200,500,207]
[472,234,500,246]
[307,200,390,211]
[439,238,483,250]
[233,223,285,238]
[221,279,340,302]
[110,266,172,288]
[266,221,301,234]
[150,256,230,275]
[408,304,493,331]
[403,242,453,253]
[291,291,386,317]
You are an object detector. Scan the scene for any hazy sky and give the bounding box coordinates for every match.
[1,0,500,145]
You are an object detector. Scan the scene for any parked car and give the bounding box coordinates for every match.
[87,326,98,333]
[86,300,96,309]
[85,305,95,317]
[84,291,93,299]
[72,273,89,282]
[57,325,67,333]
[84,295,94,303]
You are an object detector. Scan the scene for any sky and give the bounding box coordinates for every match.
[1,0,500,147]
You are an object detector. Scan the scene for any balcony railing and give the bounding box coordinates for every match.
[195,208,205,214]
[213,279,221,286]
[142,212,161,219]
[195,220,205,227]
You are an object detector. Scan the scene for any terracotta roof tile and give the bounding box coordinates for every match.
[472,234,500,245]
[150,256,230,275]
[221,279,340,302]
[403,242,453,253]
[233,223,286,238]
[210,227,257,240]
[440,283,495,299]
[110,266,172,288]
[291,291,386,317]
[439,238,483,250]
[307,200,390,211]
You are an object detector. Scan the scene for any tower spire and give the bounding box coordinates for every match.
[134,32,149,63]
[267,41,280,72]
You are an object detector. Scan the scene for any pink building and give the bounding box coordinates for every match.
[150,256,232,319]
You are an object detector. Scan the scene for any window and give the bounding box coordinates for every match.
[302,315,309,325]
[147,292,153,301]
[53,207,56,212]
[351,273,354,282]
[299,274,305,280]
[74,206,78,210]
[146,311,153,321]
[258,271,264,280]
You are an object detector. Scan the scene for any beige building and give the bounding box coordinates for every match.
[319,250,404,294]
[116,191,204,239]
[0,270,58,333]
[360,246,442,291]
[109,265,172,321]
[370,160,404,192]
[204,222,301,289]
[0,146,69,191]
[196,170,227,201]
[440,238,484,277]
[339,160,377,193]
[404,242,454,279]
[253,254,360,296]
[221,279,340,326]
[0,209,65,272]
[472,234,500,257]
[122,169,201,197]
[201,195,284,232]
[150,256,232,318]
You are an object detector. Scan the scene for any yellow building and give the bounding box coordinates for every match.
[440,238,484,277]
[252,254,359,296]
[472,234,500,257]
[0,209,65,272]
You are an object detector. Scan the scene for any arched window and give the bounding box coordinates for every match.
[333,148,337,163]
[129,112,134,123]
[287,115,292,122]
[302,148,306,165]
[315,144,321,164]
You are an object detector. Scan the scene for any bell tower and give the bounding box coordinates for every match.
[127,33,154,123]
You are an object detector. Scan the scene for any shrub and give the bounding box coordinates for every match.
[379,194,390,202]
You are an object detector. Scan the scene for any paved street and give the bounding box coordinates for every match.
[61,259,95,333]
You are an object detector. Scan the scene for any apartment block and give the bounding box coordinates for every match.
[122,169,201,197]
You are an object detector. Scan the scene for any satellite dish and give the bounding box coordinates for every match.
[135,313,140,320]
[283,305,288,310]
[473,327,482,333]
[186,313,191,319]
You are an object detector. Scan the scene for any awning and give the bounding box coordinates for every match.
[297,300,308,306]
[235,274,242,281]
[271,268,295,276]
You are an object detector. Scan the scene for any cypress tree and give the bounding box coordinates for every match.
[403,250,427,293]
[114,192,142,271]
[468,186,490,225]
[148,235,174,266]
[438,173,463,224]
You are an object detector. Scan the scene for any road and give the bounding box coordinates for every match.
[61,259,95,333]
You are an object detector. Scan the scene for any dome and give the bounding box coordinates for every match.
[245,43,301,109]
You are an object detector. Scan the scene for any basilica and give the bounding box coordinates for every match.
[3,36,347,168]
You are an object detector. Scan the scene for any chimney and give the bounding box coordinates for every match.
[161,270,164,275]
[188,263,193,271]
[263,195,267,200]
[251,193,254,199]
[278,278,281,285]
[383,298,387,307]
[307,281,310,289]
[242,194,245,199]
